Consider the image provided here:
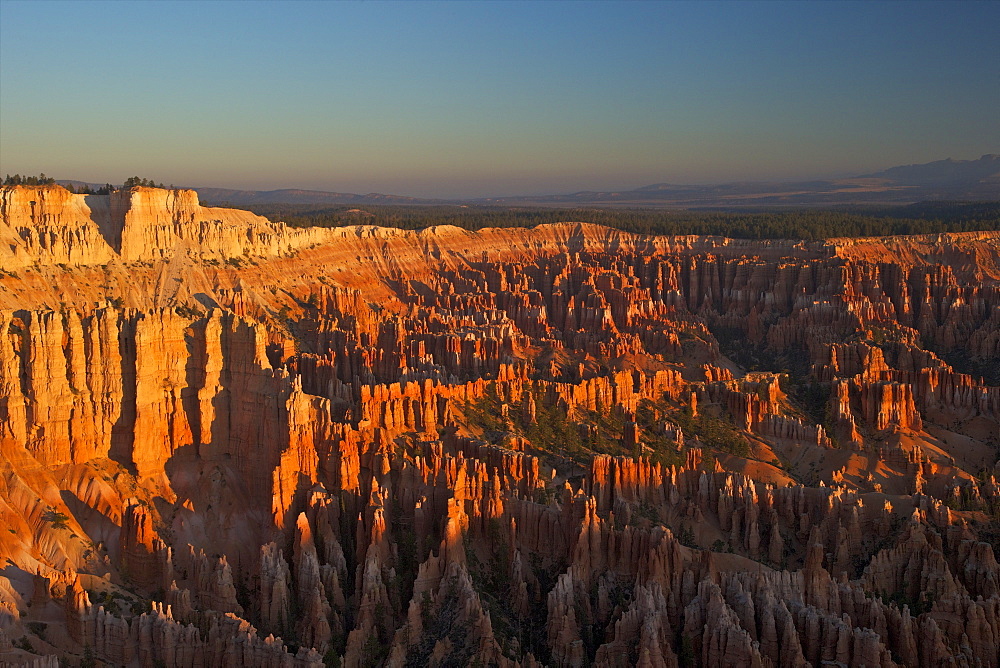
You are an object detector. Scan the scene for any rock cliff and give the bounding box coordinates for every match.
[1,185,999,666]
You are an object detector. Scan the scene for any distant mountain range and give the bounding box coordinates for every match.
[865,155,1000,187]
[58,154,998,208]
[482,154,999,207]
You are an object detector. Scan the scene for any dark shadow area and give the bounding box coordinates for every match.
[183,319,208,452]
[84,194,124,253]
[193,293,220,310]
[566,223,587,253]
[60,489,121,561]
[109,313,138,474]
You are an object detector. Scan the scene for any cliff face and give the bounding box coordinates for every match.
[0,184,117,267]
[0,185,330,268]
[1,185,999,666]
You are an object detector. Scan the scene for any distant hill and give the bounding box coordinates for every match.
[867,154,999,185]
[857,154,1000,199]
[481,155,1000,207]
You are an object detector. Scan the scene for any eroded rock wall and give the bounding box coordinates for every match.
[1,186,999,666]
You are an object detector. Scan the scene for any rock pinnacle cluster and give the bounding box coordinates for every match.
[1,184,999,666]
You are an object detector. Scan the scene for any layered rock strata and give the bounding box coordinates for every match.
[1,185,999,666]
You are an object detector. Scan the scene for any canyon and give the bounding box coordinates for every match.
[1,184,999,667]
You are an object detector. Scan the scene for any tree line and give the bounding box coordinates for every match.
[225,201,1000,241]
[3,173,56,185]
[3,175,170,194]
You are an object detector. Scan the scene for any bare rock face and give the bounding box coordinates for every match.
[2,185,1000,665]
[0,185,116,267]
[0,185,329,268]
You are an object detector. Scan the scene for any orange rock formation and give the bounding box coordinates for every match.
[1,184,999,666]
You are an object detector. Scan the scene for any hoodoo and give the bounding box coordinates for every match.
[1,184,999,666]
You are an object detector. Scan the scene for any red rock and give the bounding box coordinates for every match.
[3,188,1000,664]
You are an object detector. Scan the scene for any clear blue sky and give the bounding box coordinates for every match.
[1,0,997,198]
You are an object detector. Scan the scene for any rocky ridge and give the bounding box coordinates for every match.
[1,185,999,666]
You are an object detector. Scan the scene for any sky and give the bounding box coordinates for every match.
[1,1,998,199]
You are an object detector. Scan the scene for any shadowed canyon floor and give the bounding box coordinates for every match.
[1,185,1000,667]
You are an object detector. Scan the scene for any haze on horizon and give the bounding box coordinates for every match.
[1,0,997,200]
